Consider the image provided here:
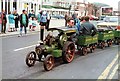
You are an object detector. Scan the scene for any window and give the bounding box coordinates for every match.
[13,2,17,10]
[5,2,7,13]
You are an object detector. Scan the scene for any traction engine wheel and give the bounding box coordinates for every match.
[26,51,36,67]
[43,55,54,71]
[82,47,88,55]
[62,41,75,63]
[101,42,105,49]
[108,40,112,47]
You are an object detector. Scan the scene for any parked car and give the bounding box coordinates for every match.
[97,16,118,30]
[51,14,65,19]
[99,15,106,20]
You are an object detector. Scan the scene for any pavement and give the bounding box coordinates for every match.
[0,19,65,37]
[0,20,103,37]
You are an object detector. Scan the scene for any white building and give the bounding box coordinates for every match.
[0,0,42,14]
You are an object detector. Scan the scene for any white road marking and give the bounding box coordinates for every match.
[97,54,118,79]
[107,64,118,79]
[14,44,36,52]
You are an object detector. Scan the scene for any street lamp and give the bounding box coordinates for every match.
[69,4,71,15]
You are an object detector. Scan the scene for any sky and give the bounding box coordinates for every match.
[87,0,120,9]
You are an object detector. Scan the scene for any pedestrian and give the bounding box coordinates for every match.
[72,12,77,20]
[39,11,48,42]
[13,10,19,31]
[28,10,35,18]
[1,10,7,34]
[32,17,37,31]
[28,17,33,31]
[37,10,42,23]
[65,12,68,26]
[0,12,2,33]
[80,16,97,36]
[8,11,15,32]
[19,10,28,37]
[46,11,51,30]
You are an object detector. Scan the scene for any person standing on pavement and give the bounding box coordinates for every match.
[28,17,33,31]
[46,11,51,30]
[0,12,2,33]
[1,10,7,34]
[39,11,48,41]
[8,11,15,32]
[19,10,28,36]
[13,10,19,31]
[37,10,42,23]
[32,17,37,31]
[80,16,97,36]
[28,10,35,18]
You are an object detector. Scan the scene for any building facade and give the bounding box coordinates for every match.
[0,0,42,14]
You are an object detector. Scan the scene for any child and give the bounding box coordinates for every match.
[28,17,32,31]
[32,17,37,31]
[8,11,15,32]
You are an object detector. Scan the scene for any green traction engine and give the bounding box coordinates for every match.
[25,28,76,71]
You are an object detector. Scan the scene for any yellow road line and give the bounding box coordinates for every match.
[98,54,118,79]
[107,64,118,79]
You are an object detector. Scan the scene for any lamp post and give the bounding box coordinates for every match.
[83,0,87,16]
[69,4,71,15]
[40,0,43,10]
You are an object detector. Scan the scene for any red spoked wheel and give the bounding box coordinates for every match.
[90,46,94,53]
[82,47,88,56]
[101,42,105,49]
[90,44,96,53]
[43,55,54,71]
[108,40,112,47]
[26,51,36,67]
[92,44,96,51]
[62,41,75,63]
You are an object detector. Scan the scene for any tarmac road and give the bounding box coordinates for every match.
[1,32,119,79]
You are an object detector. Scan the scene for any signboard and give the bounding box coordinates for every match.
[102,7,113,15]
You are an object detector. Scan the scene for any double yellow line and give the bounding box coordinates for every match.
[97,54,119,80]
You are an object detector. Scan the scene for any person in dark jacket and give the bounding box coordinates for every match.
[80,16,97,36]
[1,10,7,34]
[14,10,19,31]
[28,10,35,18]
[19,10,28,37]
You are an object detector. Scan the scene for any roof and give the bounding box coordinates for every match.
[48,27,76,33]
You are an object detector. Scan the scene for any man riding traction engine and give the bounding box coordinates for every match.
[79,16,97,36]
